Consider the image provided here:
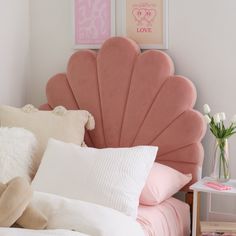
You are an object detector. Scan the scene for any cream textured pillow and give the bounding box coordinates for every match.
[0,127,37,183]
[32,139,158,218]
[0,105,95,176]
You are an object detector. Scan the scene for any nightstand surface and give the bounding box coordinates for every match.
[190,177,236,196]
[190,177,236,236]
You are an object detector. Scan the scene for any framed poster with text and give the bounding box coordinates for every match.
[73,0,116,49]
[122,0,168,49]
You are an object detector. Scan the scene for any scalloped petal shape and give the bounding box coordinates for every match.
[97,38,140,147]
[150,110,206,155]
[67,50,104,147]
[46,74,78,109]
[120,51,175,147]
[42,37,206,187]
[121,75,196,146]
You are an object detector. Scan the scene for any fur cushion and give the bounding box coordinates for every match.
[0,127,37,183]
[0,177,47,229]
[0,105,95,178]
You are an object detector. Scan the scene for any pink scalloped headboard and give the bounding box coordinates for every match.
[40,37,206,190]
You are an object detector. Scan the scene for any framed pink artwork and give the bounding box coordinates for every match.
[73,0,116,49]
[121,0,168,49]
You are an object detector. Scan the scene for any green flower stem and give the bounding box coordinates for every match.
[218,139,229,179]
[219,152,222,179]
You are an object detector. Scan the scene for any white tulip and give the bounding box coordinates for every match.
[219,112,226,121]
[203,104,211,114]
[204,115,211,124]
[231,114,236,124]
[213,113,221,124]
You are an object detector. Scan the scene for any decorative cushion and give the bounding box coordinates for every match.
[16,202,48,230]
[32,139,158,218]
[0,105,95,177]
[0,177,47,229]
[140,163,192,205]
[0,127,37,183]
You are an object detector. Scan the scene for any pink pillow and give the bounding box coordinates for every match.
[140,163,192,206]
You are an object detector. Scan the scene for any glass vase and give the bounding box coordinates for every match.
[211,138,230,182]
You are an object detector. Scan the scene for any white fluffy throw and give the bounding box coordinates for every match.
[0,127,37,183]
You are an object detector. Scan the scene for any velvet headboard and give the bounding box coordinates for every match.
[40,37,206,190]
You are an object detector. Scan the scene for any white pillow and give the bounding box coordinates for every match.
[32,139,158,218]
[0,127,37,183]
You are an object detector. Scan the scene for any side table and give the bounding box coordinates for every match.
[190,177,236,236]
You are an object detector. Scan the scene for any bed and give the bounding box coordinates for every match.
[38,37,206,236]
[0,37,205,236]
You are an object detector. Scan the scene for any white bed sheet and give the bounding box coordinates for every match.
[0,197,190,236]
[0,228,85,236]
[0,191,144,236]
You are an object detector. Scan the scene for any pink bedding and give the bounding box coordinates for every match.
[138,198,190,236]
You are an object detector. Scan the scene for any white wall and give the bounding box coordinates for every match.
[29,0,236,219]
[0,0,30,106]
[29,0,72,105]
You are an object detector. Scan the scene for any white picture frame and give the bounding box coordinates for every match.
[72,0,116,49]
[121,0,168,49]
